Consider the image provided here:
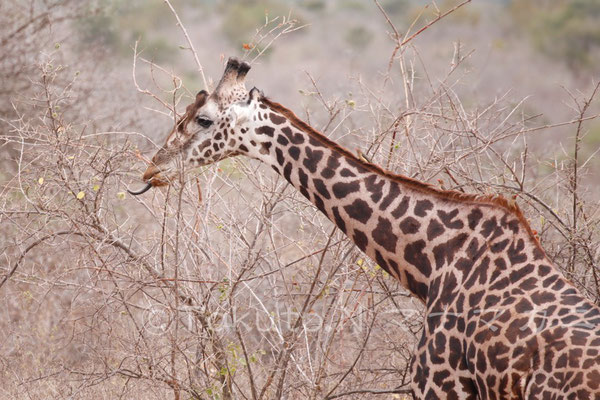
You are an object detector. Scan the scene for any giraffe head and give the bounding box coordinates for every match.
[130,57,263,194]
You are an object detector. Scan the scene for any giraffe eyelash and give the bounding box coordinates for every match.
[195,116,213,128]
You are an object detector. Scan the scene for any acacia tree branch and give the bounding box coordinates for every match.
[399,0,473,47]
[325,386,412,399]
[163,0,208,90]
[568,81,600,272]
[0,230,79,290]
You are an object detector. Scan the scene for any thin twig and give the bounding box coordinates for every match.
[163,0,208,89]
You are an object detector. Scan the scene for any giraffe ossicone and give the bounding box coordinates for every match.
[134,58,600,399]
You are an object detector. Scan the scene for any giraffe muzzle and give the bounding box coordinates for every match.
[127,165,169,196]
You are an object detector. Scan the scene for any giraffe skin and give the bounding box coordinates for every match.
[136,58,600,399]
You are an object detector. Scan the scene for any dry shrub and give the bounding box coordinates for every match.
[1,1,599,399]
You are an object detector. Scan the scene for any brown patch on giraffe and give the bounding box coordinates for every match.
[481,217,503,241]
[255,126,275,137]
[587,370,600,390]
[404,239,432,277]
[375,250,391,275]
[331,206,346,233]
[277,134,289,146]
[309,136,326,148]
[508,239,527,264]
[283,162,293,182]
[379,181,400,211]
[275,148,285,166]
[432,233,468,269]
[343,199,372,224]
[321,154,341,179]
[372,217,398,252]
[332,181,360,199]
[463,256,490,287]
[490,239,510,253]
[414,199,433,216]
[288,146,301,160]
[466,237,488,263]
[365,174,385,203]
[303,147,324,173]
[269,112,286,124]
[392,196,410,218]
[340,168,356,177]
[313,178,331,200]
[313,193,327,215]
[353,229,368,251]
[281,126,304,144]
[509,262,535,284]
[467,208,483,229]
[437,209,464,229]
[400,216,421,234]
[426,219,445,240]
[299,185,310,199]
[194,138,211,151]
[530,290,556,305]
[298,168,309,188]
[405,272,428,302]
[259,142,272,155]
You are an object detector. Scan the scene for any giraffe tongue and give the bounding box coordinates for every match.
[127,182,153,196]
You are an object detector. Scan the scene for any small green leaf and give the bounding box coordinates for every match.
[76,191,85,199]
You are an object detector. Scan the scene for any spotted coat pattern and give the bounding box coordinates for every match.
[142,59,600,399]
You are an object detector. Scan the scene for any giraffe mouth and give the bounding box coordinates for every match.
[127,165,170,196]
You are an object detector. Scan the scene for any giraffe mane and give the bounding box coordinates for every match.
[261,97,546,254]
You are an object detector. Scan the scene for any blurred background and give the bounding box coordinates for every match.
[1,1,599,399]
[3,0,600,174]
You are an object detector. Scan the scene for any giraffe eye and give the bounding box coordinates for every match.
[195,116,213,128]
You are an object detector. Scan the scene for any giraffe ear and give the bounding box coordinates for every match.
[248,87,263,103]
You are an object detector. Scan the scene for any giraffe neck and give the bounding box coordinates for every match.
[245,98,548,303]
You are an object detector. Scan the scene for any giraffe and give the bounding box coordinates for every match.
[130,58,600,399]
